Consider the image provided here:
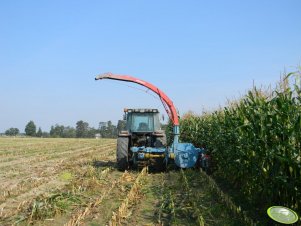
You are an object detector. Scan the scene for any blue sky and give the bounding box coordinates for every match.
[1,1,300,132]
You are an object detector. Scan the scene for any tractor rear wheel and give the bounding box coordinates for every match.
[117,137,129,171]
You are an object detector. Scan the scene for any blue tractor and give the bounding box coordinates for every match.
[117,108,167,170]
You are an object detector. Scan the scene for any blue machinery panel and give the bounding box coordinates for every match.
[131,143,203,169]
[172,143,201,168]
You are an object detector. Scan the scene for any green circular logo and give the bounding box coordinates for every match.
[267,206,299,224]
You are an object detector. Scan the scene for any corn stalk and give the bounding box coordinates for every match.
[180,71,301,219]
[109,167,147,226]
[180,169,205,226]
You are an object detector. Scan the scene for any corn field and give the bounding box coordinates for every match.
[180,71,301,217]
[0,138,242,225]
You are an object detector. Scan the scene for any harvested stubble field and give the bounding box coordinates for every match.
[0,138,243,226]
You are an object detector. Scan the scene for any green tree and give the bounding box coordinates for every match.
[76,120,89,138]
[98,122,107,137]
[5,128,19,136]
[99,121,117,138]
[117,120,126,134]
[63,126,76,138]
[49,125,77,138]
[50,124,64,138]
[36,127,43,137]
[42,132,50,138]
[87,127,98,138]
[107,121,117,138]
[25,121,36,136]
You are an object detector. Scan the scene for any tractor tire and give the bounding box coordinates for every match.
[117,137,129,171]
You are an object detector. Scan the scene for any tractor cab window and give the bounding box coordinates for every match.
[131,113,154,132]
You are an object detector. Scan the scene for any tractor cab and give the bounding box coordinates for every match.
[121,108,166,148]
[124,108,160,133]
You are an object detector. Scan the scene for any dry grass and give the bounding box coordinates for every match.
[0,138,116,224]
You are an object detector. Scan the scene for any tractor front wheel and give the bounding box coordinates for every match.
[117,137,129,171]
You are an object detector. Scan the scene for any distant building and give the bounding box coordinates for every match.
[95,133,101,139]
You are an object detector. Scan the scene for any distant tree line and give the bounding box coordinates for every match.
[5,128,20,136]
[3,120,119,138]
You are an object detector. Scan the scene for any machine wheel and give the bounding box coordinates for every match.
[117,137,129,171]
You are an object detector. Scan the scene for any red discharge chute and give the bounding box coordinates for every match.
[95,72,179,126]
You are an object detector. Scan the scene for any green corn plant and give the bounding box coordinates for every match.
[180,71,301,222]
